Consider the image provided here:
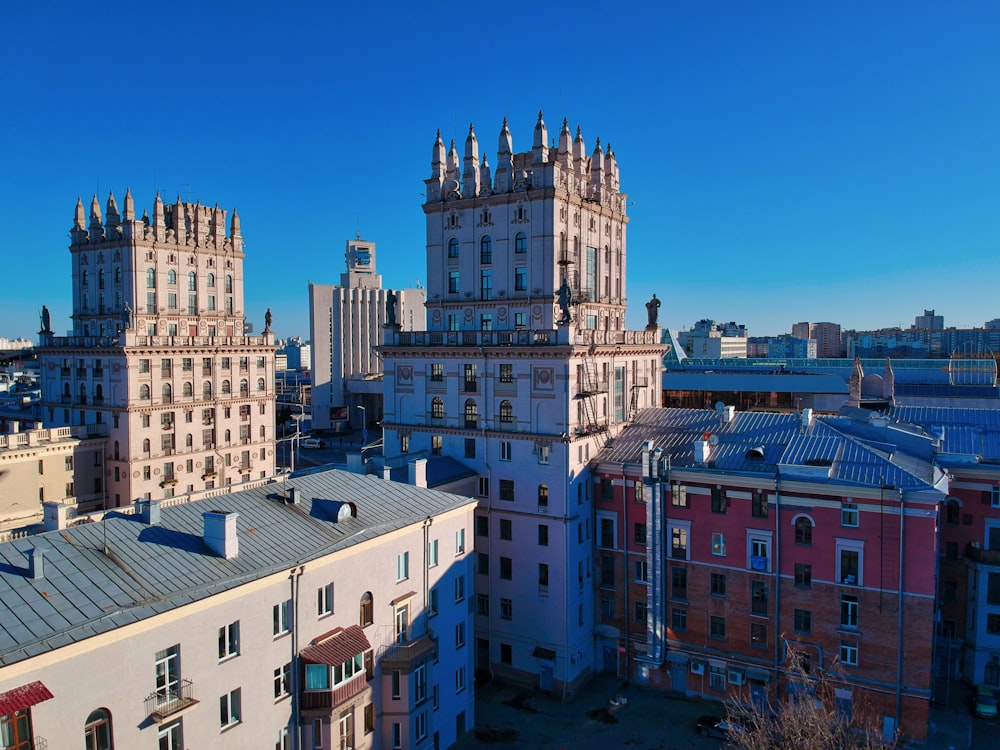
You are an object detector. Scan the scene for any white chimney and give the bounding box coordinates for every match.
[43,501,68,531]
[721,405,735,423]
[694,439,711,464]
[203,510,239,559]
[409,458,428,488]
[801,408,814,428]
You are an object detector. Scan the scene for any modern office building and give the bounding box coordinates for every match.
[379,114,664,693]
[35,191,277,507]
[677,320,748,359]
[309,237,425,432]
[0,468,476,750]
[592,405,946,740]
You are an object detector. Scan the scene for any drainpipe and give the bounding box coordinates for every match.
[772,473,781,695]
[290,564,305,750]
[423,516,433,611]
[621,462,629,680]
[895,487,905,733]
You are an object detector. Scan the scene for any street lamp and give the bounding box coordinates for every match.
[356,405,368,446]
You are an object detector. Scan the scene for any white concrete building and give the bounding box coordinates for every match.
[678,319,748,358]
[309,237,425,432]
[379,114,665,694]
[36,191,277,507]
[0,469,476,750]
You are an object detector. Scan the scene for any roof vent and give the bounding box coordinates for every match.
[139,499,161,525]
[203,510,239,559]
[801,408,814,428]
[27,548,44,580]
[746,446,765,460]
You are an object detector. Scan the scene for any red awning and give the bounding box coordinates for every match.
[0,681,54,716]
[300,625,372,667]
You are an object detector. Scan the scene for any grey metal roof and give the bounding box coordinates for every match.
[0,470,475,668]
[885,405,1000,462]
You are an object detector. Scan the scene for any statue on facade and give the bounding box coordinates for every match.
[122,301,133,331]
[39,305,51,333]
[264,308,273,333]
[557,280,572,325]
[645,293,661,327]
[385,289,398,327]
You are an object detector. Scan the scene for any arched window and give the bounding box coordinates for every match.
[114,267,122,283]
[142,438,150,454]
[224,429,231,444]
[139,384,150,400]
[81,270,89,287]
[225,275,233,293]
[464,399,478,428]
[187,272,197,291]
[203,381,213,397]
[514,232,527,253]
[161,384,172,403]
[113,441,120,460]
[63,382,71,398]
[448,238,459,258]
[98,269,105,289]
[480,236,492,264]
[208,273,216,288]
[240,379,249,396]
[85,707,113,750]
[499,400,514,423]
[260,425,266,438]
[95,384,104,402]
[257,378,265,392]
[360,592,373,627]
[945,498,961,525]
[221,380,231,395]
[183,382,193,397]
[146,268,156,288]
[538,484,549,507]
[185,434,193,448]
[167,269,177,285]
[794,516,813,545]
[79,383,87,403]
[432,397,444,420]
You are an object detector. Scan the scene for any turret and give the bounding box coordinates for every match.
[152,192,165,241]
[462,123,481,197]
[495,117,514,193]
[532,110,549,164]
[573,125,587,176]
[590,138,605,200]
[230,207,242,252]
[105,190,121,230]
[122,187,135,221]
[426,129,447,202]
[479,154,491,195]
[557,118,572,169]
[88,194,104,241]
[71,197,87,244]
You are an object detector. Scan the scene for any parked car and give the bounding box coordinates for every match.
[301,438,324,449]
[974,684,997,719]
[695,715,742,739]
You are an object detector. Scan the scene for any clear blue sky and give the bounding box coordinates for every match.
[2,1,998,342]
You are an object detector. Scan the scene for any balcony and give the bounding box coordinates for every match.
[300,672,369,714]
[966,543,1000,565]
[145,679,198,722]
[380,633,437,670]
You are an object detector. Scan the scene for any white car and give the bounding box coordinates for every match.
[301,438,324,449]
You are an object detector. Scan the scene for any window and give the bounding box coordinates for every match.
[84,708,113,750]
[218,621,240,660]
[500,556,512,580]
[159,720,183,750]
[749,490,768,517]
[598,517,616,548]
[499,400,514,423]
[499,518,512,540]
[220,688,242,728]
[841,503,859,527]
[499,363,513,383]
[600,594,616,619]
[455,621,466,649]
[430,363,444,382]
[710,572,727,596]
[670,525,688,560]
[671,565,687,599]
[274,662,291,700]
[751,622,768,647]
[793,608,813,634]
[448,237,459,258]
[455,575,465,603]
[317,583,334,617]
[987,614,1000,635]
[840,640,858,666]
[710,615,726,640]
[671,607,687,631]
[465,438,476,458]
[480,269,493,300]
[431,397,444,420]
[751,581,768,615]
[394,604,409,643]
[795,563,812,588]
[364,704,375,735]
[273,600,291,636]
[499,479,514,501]
[748,534,771,572]
[841,595,859,629]
[600,555,615,587]
[448,271,460,293]
[427,539,439,567]
[795,516,813,545]
[146,268,156,288]
[500,597,513,620]
[944,498,960,525]
[635,559,648,583]
[711,486,727,513]
[456,665,467,694]
[515,266,527,291]
[538,562,549,588]
[538,524,549,546]
[396,551,409,581]
[340,710,356,749]
[709,665,726,691]
[711,532,726,556]
[480,236,492,264]
[464,399,478,428]
[455,528,466,554]
[514,232,527,253]
[634,522,647,546]
[837,540,863,585]
[672,485,688,507]
[499,440,512,460]
[538,484,548,509]
[514,311,526,328]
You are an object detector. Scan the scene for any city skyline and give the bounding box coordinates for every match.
[2,2,998,341]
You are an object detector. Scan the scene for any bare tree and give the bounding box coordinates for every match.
[725,649,900,750]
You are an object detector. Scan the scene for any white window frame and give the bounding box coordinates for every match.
[668,519,692,560]
[317,583,334,617]
[455,620,466,649]
[273,600,291,637]
[396,551,409,581]
[712,532,726,556]
[840,640,859,666]
[274,662,291,700]
[427,539,439,567]
[538,444,550,464]
[455,528,466,555]
[634,559,648,583]
[835,538,865,586]
[841,502,860,527]
[841,594,860,629]
[455,574,465,603]
[746,530,774,572]
[597,511,618,550]
[499,440,512,461]
[220,687,242,728]
[394,604,409,644]
[413,664,427,704]
[415,711,427,742]
[456,665,466,694]
[218,621,240,661]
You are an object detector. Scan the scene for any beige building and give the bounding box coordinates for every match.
[0,468,476,750]
[792,321,842,358]
[37,191,277,507]
[0,423,106,531]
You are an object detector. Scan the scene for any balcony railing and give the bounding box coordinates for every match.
[966,543,1000,565]
[145,679,197,722]
[300,671,369,713]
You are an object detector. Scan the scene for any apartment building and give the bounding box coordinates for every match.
[36,191,276,506]
[0,468,475,750]
[592,406,945,740]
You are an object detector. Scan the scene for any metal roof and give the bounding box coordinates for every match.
[300,625,372,666]
[0,470,475,668]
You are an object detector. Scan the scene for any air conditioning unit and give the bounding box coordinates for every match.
[728,668,746,686]
[690,661,705,675]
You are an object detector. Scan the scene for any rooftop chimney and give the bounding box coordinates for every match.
[27,548,44,580]
[203,510,239,559]
[721,405,735,423]
[43,501,68,531]
[139,499,161,525]
[694,437,712,464]
[409,458,428,489]
[801,408,814,429]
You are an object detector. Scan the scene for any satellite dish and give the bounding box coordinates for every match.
[714,401,726,411]
[709,435,719,446]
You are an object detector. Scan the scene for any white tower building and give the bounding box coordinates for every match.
[380,114,665,694]
[37,191,277,507]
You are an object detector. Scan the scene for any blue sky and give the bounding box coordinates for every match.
[2,1,998,342]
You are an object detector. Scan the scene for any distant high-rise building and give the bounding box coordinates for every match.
[791,321,842,358]
[678,319,748,358]
[912,309,944,331]
[309,236,425,431]
[37,191,277,507]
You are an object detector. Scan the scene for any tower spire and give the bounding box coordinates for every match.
[73,196,85,230]
[532,109,549,163]
[462,123,481,197]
